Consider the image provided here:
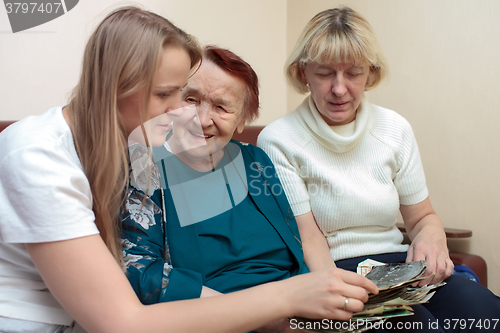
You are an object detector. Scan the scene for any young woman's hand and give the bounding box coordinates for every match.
[281,268,378,321]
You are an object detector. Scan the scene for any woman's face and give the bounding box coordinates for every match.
[121,46,192,147]
[302,62,370,126]
[169,60,247,169]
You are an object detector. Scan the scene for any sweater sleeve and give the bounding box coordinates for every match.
[393,118,429,206]
[121,187,202,304]
[257,121,312,217]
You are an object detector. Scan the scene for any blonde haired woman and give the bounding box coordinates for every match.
[0,6,378,332]
[259,6,500,332]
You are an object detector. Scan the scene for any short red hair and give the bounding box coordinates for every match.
[203,46,260,123]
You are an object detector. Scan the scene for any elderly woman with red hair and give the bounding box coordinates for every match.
[120,46,377,331]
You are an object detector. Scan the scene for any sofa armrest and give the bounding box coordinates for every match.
[0,121,15,133]
[396,223,472,238]
[232,125,264,146]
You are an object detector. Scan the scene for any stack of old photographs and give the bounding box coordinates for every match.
[291,260,445,333]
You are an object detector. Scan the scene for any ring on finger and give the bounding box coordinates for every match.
[343,297,349,311]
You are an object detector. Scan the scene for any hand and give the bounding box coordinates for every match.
[401,198,454,287]
[281,268,378,321]
[407,224,454,286]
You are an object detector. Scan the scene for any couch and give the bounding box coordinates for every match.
[0,120,487,287]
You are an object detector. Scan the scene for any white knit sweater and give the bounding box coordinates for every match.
[258,96,429,261]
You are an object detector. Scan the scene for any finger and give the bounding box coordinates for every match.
[340,271,378,295]
[409,248,435,286]
[430,257,446,285]
[431,256,454,284]
[340,296,365,314]
[330,277,372,303]
[423,252,437,277]
[444,257,454,279]
[341,285,372,304]
[406,245,414,263]
[419,265,436,287]
[321,296,355,321]
[434,254,449,282]
[409,246,431,280]
[412,247,430,266]
[417,257,437,286]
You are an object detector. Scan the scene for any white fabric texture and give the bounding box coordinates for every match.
[0,317,86,333]
[0,316,65,333]
[0,106,99,326]
[258,96,429,261]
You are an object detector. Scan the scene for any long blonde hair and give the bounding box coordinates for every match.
[286,6,388,94]
[67,6,201,263]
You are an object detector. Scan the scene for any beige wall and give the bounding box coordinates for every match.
[159,0,288,126]
[1,0,499,294]
[0,0,287,125]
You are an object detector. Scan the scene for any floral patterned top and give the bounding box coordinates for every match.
[121,144,174,304]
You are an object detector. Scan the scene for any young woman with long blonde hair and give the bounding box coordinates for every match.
[0,6,377,332]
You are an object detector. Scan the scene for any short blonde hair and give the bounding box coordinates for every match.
[286,6,388,94]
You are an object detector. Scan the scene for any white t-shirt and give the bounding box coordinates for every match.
[0,106,99,325]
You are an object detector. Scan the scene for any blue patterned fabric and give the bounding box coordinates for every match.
[452,265,480,283]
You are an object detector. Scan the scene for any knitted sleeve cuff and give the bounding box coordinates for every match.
[290,200,312,217]
[399,186,428,206]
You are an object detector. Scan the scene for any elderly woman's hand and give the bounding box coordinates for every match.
[401,198,454,286]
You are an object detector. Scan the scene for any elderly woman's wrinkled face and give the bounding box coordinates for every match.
[170,60,246,169]
[302,62,369,126]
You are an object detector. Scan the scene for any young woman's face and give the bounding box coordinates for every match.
[121,46,192,147]
[302,62,370,126]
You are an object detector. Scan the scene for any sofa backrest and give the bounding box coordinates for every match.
[0,121,15,133]
[231,125,264,146]
[0,121,265,146]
